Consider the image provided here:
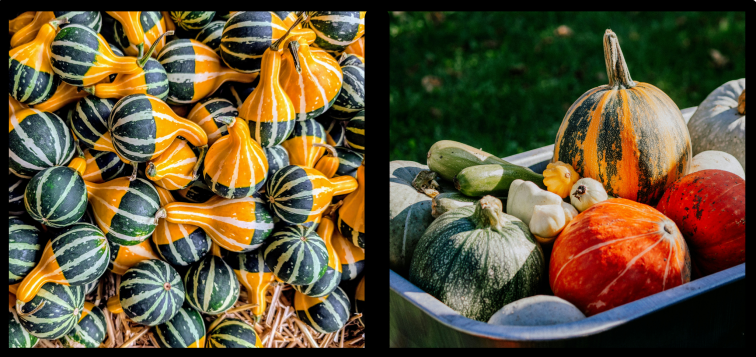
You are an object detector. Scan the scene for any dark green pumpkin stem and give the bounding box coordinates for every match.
[603,29,635,90]
[136,30,174,68]
[471,196,506,234]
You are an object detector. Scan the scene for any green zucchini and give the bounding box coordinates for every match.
[454,164,546,197]
[427,140,520,182]
[431,192,507,218]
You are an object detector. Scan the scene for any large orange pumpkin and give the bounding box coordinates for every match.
[550,198,691,317]
[553,30,691,205]
[656,170,745,278]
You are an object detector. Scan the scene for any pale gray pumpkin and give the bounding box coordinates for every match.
[688,78,745,170]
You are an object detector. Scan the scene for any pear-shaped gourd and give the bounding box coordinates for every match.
[9,19,64,105]
[280,119,328,168]
[147,138,205,191]
[203,117,268,198]
[85,177,161,246]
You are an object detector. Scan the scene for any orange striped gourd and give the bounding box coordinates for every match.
[9,19,63,105]
[85,177,161,246]
[332,226,365,281]
[108,234,162,275]
[151,186,210,267]
[146,138,205,191]
[280,119,327,168]
[344,36,365,59]
[80,149,126,183]
[8,12,36,36]
[82,57,169,101]
[203,117,268,198]
[111,12,168,58]
[107,12,146,56]
[313,143,340,178]
[293,214,342,297]
[160,194,275,253]
[338,159,365,248]
[9,11,55,48]
[187,97,239,146]
[224,249,274,321]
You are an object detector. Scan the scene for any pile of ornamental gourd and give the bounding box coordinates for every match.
[9,11,365,348]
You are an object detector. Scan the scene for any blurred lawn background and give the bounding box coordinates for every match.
[389,12,745,163]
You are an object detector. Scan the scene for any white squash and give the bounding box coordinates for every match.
[570,177,608,212]
[530,204,565,243]
[561,201,578,224]
[506,179,563,226]
[690,150,745,180]
[687,79,745,170]
[488,295,586,326]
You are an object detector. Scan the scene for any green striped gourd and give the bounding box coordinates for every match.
[111,12,168,58]
[170,11,215,31]
[108,236,162,275]
[9,109,75,178]
[294,286,350,334]
[203,117,268,198]
[305,11,365,54]
[263,225,329,285]
[17,282,85,339]
[119,260,185,326]
[187,97,239,146]
[263,145,290,180]
[8,19,62,105]
[15,223,109,303]
[265,165,358,225]
[280,119,327,168]
[9,294,39,348]
[157,39,258,105]
[339,53,365,68]
[9,216,44,284]
[334,147,363,178]
[85,177,161,246]
[184,255,240,315]
[345,110,365,153]
[194,20,225,55]
[220,11,287,73]
[292,215,341,297]
[338,161,365,248]
[172,177,215,203]
[109,94,208,163]
[355,276,365,327]
[50,24,154,87]
[81,148,127,183]
[69,95,119,151]
[83,57,169,101]
[9,174,30,215]
[152,186,210,267]
[56,11,102,32]
[332,227,365,281]
[154,305,207,348]
[146,138,204,191]
[317,116,346,147]
[325,65,364,121]
[280,30,344,121]
[224,249,275,320]
[239,45,296,148]
[59,301,107,348]
[24,166,88,228]
[162,194,274,252]
[206,318,262,348]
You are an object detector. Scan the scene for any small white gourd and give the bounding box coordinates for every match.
[561,201,578,224]
[570,178,608,212]
[506,179,563,226]
[689,150,745,179]
[530,204,565,242]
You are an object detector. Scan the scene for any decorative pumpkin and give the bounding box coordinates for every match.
[542,161,580,199]
[111,12,168,59]
[153,306,206,348]
[169,11,215,31]
[224,248,275,321]
[279,28,344,121]
[161,194,274,252]
[83,57,169,100]
[550,198,691,316]
[147,138,204,191]
[108,237,162,275]
[16,282,85,340]
[9,216,44,284]
[262,145,290,180]
[280,119,327,167]
[15,223,109,303]
[263,225,329,285]
[205,317,262,348]
[569,177,609,212]
[58,301,107,348]
[151,186,210,267]
[11,11,101,49]
[345,110,365,153]
[689,150,745,179]
[195,20,225,55]
[51,24,157,87]
[238,44,296,147]
[506,179,563,226]
[69,95,119,151]
[203,117,268,198]
[106,12,148,56]
[553,30,691,205]
[332,225,365,281]
[187,97,238,145]
[183,254,240,315]
[220,11,287,73]
[10,109,75,178]
[9,292,39,348]
[687,79,745,170]
[656,170,745,277]
[305,11,365,55]
[294,286,351,334]
[293,214,342,297]
[23,166,88,228]
[109,94,208,163]
[338,160,365,248]
[266,165,358,225]
[409,196,545,322]
[81,148,127,183]
[85,177,161,246]
[118,259,185,326]
[323,63,364,121]
[157,39,259,105]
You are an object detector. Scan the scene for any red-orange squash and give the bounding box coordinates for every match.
[550,198,691,316]
[656,170,745,277]
[553,30,691,205]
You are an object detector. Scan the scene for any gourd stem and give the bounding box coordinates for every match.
[471,196,506,234]
[738,89,745,115]
[192,145,208,181]
[313,143,338,158]
[289,40,302,73]
[136,30,173,68]
[127,162,138,181]
[603,29,635,89]
[154,208,166,224]
[146,162,159,179]
[271,12,309,51]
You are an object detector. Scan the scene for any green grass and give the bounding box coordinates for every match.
[389,12,745,163]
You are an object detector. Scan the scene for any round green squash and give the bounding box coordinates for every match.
[408,196,545,322]
[170,11,216,31]
[17,282,85,340]
[24,166,88,228]
[294,286,350,334]
[183,255,240,315]
[154,306,207,348]
[9,109,76,179]
[58,302,107,348]
[206,317,261,348]
[9,301,39,348]
[263,225,329,286]
[9,216,44,285]
[119,260,185,326]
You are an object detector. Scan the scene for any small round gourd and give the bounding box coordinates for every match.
[306,11,365,54]
[220,12,287,73]
[9,295,39,348]
[263,225,329,286]
[17,282,85,340]
[542,161,580,198]
[154,306,206,348]
[195,20,225,55]
[324,64,365,121]
[263,145,290,180]
[58,302,107,348]
[294,286,351,333]
[170,11,216,31]
[9,109,76,178]
[345,110,365,153]
[85,177,161,246]
[183,255,240,315]
[570,178,608,212]
[9,216,44,285]
[206,317,262,348]
[292,216,342,297]
[24,166,88,228]
[186,97,238,146]
[70,95,120,151]
[119,260,185,326]
[689,150,745,179]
